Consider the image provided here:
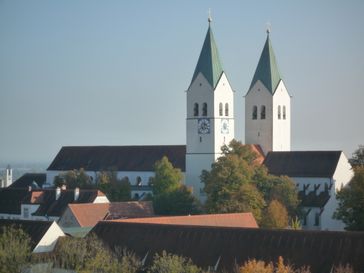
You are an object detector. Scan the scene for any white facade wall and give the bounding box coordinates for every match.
[245,81,273,155]
[290,152,354,231]
[186,72,235,200]
[47,170,177,187]
[272,81,291,151]
[33,221,65,253]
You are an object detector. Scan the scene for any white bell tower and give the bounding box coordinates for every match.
[186,17,235,200]
[245,30,290,155]
[5,165,12,187]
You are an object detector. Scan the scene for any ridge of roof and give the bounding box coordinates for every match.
[249,34,282,94]
[190,24,223,89]
[47,145,186,172]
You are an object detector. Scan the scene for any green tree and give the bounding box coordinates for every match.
[202,140,299,222]
[153,185,200,215]
[54,168,93,189]
[151,157,199,215]
[333,167,364,231]
[97,172,131,202]
[349,145,364,168]
[148,250,203,273]
[0,226,31,273]
[261,200,289,229]
[151,156,183,195]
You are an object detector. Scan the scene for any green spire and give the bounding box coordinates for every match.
[190,24,224,89]
[249,32,282,93]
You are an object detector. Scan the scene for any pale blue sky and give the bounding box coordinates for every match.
[0,0,363,164]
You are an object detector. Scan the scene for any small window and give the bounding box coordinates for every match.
[278,105,281,119]
[283,106,286,120]
[260,105,266,120]
[225,103,229,116]
[136,176,142,186]
[252,106,257,120]
[202,103,207,116]
[24,208,29,219]
[194,103,199,116]
[314,213,320,226]
[219,103,223,116]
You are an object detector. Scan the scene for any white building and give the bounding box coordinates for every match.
[185,19,235,199]
[264,151,353,231]
[245,30,290,155]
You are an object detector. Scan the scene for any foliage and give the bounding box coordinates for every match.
[97,172,131,201]
[290,216,302,230]
[54,168,93,189]
[114,248,142,273]
[239,259,273,273]
[202,140,299,223]
[154,185,200,215]
[333,264,354,273]
[349,145,364,168]
[151,157,200,215]
[261,200,288,229]
[0,226,31,273]
[334,167,364,231]
[52,234,119,272]
[148,250,203,273]
[151,156,183,196]
[239,257,310,273]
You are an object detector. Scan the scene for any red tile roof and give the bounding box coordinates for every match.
[113,213,258,228]
[68,201,155,227]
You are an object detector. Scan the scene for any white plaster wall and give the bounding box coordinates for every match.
[33,221,65,253]
[93,195,110,203]
[58,207,80,228]
[292,177,331,193]
[320,152,354,231]
[272,80,291,151]
[245,80,273,155]
[213,73,235,152]
[185,153,216,200]
[21,204,40,219]
[186,72,215,154]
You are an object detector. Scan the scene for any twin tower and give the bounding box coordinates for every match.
[185,21,291,198]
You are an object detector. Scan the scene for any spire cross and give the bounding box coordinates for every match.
[208,8,212,24]
[266,22,271,35]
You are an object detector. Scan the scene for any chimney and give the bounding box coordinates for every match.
[56,187,61,200]
[28,186,32,192]
[74,187,80,201]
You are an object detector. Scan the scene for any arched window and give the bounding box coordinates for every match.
[283,106,286,120]
[202,103,207,116]
[225,103,229,116]
[260,105,266,120]
[252,106,257,120]
[136,176,142,186]
[278,105,281,119]
[219,103,223,116]
[193,103,199,116]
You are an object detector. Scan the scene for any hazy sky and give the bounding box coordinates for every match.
[0,0,363,165]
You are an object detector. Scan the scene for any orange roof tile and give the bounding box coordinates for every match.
[68,201,154,227]
[113,213,258,228]
[246,144,265,164]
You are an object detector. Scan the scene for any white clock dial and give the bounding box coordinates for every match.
[198,118,210,134]
[221,119,229,134]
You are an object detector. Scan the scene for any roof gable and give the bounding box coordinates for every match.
[0,219,53,250]
[47,145,186,172]
[263,151,342,177]
[249,34,282,94]
[9,173,46,189]
[190,25,223,89]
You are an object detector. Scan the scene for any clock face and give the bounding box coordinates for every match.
[198,118,210,134]
[221,119,229,134]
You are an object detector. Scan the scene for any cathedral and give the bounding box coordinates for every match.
[46,18,353,231]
